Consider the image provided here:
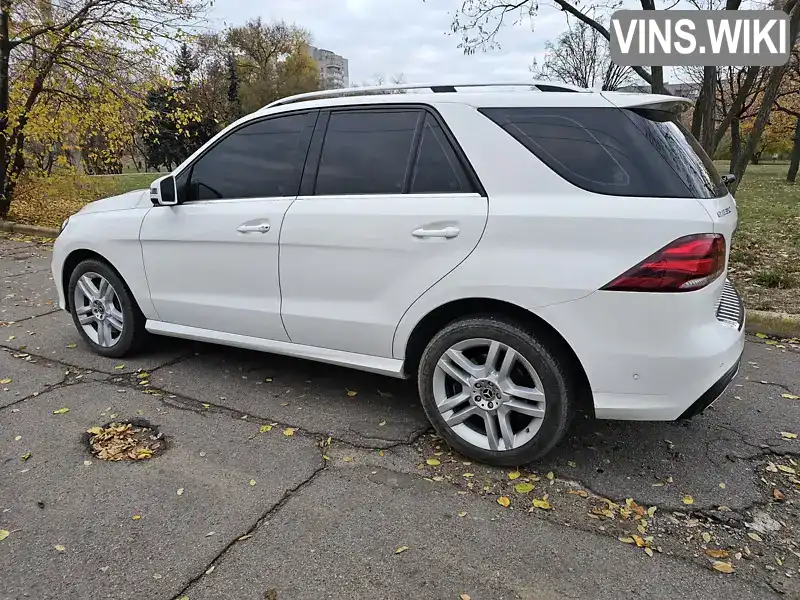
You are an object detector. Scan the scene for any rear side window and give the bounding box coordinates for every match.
[315,110,419,195]
[410,114,471,194]
[479,107,726,199]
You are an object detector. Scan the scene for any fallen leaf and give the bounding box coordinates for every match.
[460,595,472,600]
[87,427,104,435]
[114,364,124,370]
[21,452,30,461]
[237,534,251,541]
[780,431,797,440]
[632,535,645,548]
[772,488,785,501]
[778,464,797,474]
[346,390,357,397]
[781,393,800,400]
[176,488,184,496]
[514,482,535,494]
[712,561,734,574]
[249,479,256,486]
[378,450,385,457]
[705,548,729,559]
[497,496,511,507]
[546,471,554,480]
[205,531,215,537]
[7,335,14,340]
[462,473,474,478]
[52,407,69,415]
[426,458,440,466]
[264,377,273,383]
[766,462,779,473]
[567,461,577,467]
[458,511,467,517]
[702,532,712,543]
[532,498,551,510]
[132,515,141,521]
[259,425,272,433]
[747,532,763,542]
[395,545,409,554]
[682,495,694,505]
[14,435,21,441]
[202,403,210,409]
[283,427,296,437]
[647,506,657,517]
[755,333,768,339]
[0,378,11,384]
[83,460,91,466]
[343,456,353,462]
[378,420,386,426]
[508,471,521,480]
[0,530,9,541]
[619,537,635,544]
[205,566,215,575]
[644,547,654,557]
[568,489,589,498]
[66,344,76,349]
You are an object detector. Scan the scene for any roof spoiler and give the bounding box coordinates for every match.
[600,92,694,115]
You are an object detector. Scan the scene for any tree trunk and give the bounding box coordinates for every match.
[0,3,12,219]
[789,116,800,183]
[728,118,741,175]
[699,67,717,154]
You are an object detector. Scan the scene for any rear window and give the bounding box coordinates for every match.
[479,106,726,199]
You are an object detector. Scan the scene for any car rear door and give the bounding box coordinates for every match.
[278,105,488,358]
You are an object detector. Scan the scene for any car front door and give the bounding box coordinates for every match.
[279,106,488,358]
[139,110,317,341]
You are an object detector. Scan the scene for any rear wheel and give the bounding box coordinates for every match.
[68,259,147,358]
[417,316,574,466]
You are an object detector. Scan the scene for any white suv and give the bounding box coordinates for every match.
[52,82,745,466]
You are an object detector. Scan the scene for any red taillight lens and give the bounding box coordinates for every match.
[601,234,726,293]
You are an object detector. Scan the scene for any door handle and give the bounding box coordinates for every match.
[412,226,460,239]
[237,222,270,234]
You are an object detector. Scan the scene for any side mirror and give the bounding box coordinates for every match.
[721,173,736,187]
[150,175,179,206]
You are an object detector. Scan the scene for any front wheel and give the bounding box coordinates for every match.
[417,317,575,466]
[67,259,147,358]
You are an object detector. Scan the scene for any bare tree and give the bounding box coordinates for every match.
[531,20,633,90]
[776,44,800,182]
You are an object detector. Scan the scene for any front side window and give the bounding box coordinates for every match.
[314,110,420,195]
[189,112,315,201]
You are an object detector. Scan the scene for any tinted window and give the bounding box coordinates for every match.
[479,107,726,199]
[410,115,471,194]
[190,112,313,200]
[315,110,419,195]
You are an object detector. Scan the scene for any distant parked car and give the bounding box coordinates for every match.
[52,81,745,466]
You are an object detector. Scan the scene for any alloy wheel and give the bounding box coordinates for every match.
[73,272,124,348]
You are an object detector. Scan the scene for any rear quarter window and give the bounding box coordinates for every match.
[479,106,727,199]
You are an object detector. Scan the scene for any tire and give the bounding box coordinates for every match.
[417,316,575,466]
[67,258,148,358]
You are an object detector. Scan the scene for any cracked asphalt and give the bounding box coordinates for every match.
[1,232,799,600]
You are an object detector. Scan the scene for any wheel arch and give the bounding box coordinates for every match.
[62,249,133,312]
[401,297,594,417]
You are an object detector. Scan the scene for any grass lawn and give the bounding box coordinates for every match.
[722,163,800,314]
[108,172,161,195]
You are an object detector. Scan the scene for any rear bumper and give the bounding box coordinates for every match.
[678,349,743,419]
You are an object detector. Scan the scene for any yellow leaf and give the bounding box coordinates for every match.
[532,498,551,510]
[264,378,273,383]
[747,532,763,542]
[66,344,77,349]
[781,393,800,399]
[508,471,521,480]
[343,457,353,462]
[395,545,409,554]
[755,332,768,339]
[259,425,272,433]
[83,460,91,466]
[0,530,9,541]
[644,547,654,557]
[426,458,441,466]
[463,473,474,478]
[176,488,184,496]
[55,544,65,552]
[378,450,385,457]
[202,403,210,409]
[705,548,729,559]
[619,537,635,544]
[346,390,358,397]
[378,420,386,426]
[52,407,69,415]
[14,435,21,441]
[780,431,797,440]
[632,535,645,547]
[8,336,14,341]
[546,471,554,480]
[712,561,734,574]
[21,452,31,461]
[249,479,256,486]
[458,511,467,517]
[114,364,124,370]
[132,515,141,521]
[778,464,797,474]
[0,379,11,384]
[682,495,694,505]
[514,482,535,494]
[719,482,726,489]
[283,427,296,437]
[86,427,103,435]
[702,532,712,543]
[497,496,511,507]
[647,506,657,517]
[238,535,251,541]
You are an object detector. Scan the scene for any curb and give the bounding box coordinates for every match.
[745,310,800,340]
[0,220,59,238]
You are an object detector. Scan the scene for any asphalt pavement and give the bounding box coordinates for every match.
[1,232,798,600]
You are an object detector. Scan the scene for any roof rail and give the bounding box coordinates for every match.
[263,81,590,110]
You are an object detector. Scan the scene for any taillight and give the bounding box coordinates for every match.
[601,234,726,293]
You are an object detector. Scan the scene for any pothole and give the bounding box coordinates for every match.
[84,419,166,461]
